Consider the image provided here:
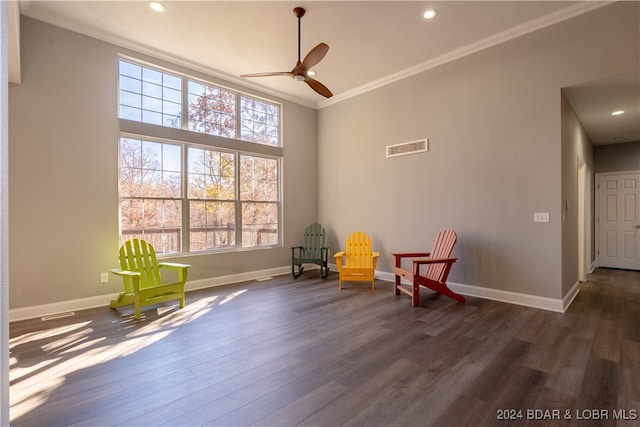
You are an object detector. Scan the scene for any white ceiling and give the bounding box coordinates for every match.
[14,1,640,145]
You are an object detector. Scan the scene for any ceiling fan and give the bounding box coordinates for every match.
[241,7,333,98]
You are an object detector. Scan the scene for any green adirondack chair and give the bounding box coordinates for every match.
[291,223,330,278]
[110,238,191,319]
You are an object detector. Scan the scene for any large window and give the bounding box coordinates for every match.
[118,59,282,255]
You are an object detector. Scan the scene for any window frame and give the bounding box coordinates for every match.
[117,56,284,256]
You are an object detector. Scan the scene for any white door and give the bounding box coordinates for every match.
[598,172,640,270]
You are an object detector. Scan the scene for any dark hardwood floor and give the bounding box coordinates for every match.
[9,268,640,426]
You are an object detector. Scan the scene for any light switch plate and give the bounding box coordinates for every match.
[534,212,550,223]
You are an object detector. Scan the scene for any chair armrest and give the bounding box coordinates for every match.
[372,252,380,258]
[158,262,191,270]
[412,257,457,266]
[412,257,457,277]
[110,269,140,278]
[290,246,303,250]
[333,251,345,259]
[392,252,431,259]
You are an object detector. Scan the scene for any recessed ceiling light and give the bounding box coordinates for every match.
[307,70,316,77]
[148,1,166,12]
[423,9,437,19]
[611,110,625,116]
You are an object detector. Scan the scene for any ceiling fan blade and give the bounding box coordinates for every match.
[241,71,293,78]
[304,77,333,98]
[300,43,329,71]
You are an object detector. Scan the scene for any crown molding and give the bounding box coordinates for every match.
[317,1,613,109]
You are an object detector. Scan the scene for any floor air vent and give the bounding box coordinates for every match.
[41,311,75,321]
[386,139,428,158]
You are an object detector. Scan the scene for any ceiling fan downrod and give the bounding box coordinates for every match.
[294,7,306,63]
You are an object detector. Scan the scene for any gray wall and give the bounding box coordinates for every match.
[8,17,318,310]
[594,141,640,173]
[318,2,638,300]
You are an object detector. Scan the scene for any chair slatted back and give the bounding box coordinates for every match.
[426,230,457,282]
[302,223,326,258]
[344,231,374,268]
[118,239,162,291]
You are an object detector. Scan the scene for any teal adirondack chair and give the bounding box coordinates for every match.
[110,239,191,319]
[291,223,330,278]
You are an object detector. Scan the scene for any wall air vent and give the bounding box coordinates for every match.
[386,139,428,158]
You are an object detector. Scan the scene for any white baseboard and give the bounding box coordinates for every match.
[10,265,579,322]
[374,270,577,313]
[9,266,291,323]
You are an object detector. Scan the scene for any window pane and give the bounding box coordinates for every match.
[142,81,162,98]
[163,144,181,172]
[164,74,182,90]
[120,91,142,109]
[241,202,278,247]
[162,172,182,197]
[119,105,142,122]
[143,68,162,85]
[118,60,182,129]
[119,198,182,254]
[240,96,280,146]
[187,80,236,138]
[119,61,141,79]
[120,75,141,93]
[142,110,162,125]
[142,95,162,112]
[189,201,235,251]
[119,137,183,254]
[164,87,181,104]
[240,155,278,201]
[188,147,235,200]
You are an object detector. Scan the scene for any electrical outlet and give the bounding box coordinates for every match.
[100,272,109,283]
[534,212,550,223]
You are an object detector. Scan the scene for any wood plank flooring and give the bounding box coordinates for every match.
[9,268,640,426]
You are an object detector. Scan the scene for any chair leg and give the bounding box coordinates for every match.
[394,275,402,296]
[134,303,142,320]
[412,281,420,307]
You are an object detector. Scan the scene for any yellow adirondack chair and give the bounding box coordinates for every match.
[334,231,380,290]
[110,239,191,319]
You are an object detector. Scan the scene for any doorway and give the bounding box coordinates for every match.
[597,171,640,270]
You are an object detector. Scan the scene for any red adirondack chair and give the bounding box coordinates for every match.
[392,229,464,307]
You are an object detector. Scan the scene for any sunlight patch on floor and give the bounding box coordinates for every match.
[221,289,247,305]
